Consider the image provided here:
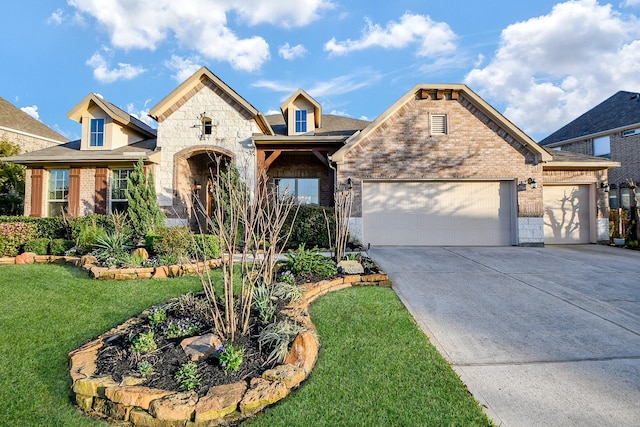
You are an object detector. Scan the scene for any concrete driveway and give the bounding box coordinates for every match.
[368,245,640,427]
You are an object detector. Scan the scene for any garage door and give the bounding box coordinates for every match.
[543,184,591,244]
[362,181,513,246]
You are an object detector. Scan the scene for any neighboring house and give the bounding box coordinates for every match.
[6,68,618,246]
[0,96,68,152]
[539,91,640,210]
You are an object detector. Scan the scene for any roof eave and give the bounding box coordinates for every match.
[542,122,640,147]
[543,160,620,170]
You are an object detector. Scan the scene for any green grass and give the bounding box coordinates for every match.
[0,265,492,427]
[245,286,492,427]
[0,264,204,427]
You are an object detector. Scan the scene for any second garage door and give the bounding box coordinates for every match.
[543,184,592,244]
[362,180,514,246]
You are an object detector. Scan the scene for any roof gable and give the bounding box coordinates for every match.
[331,84,552,163]
[67,93,156,139]
[540,91,640,145]
[0,96,68,143]
[148,66,273,135]
[280,89,322,130]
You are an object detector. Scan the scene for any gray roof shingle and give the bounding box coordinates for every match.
[265,114,370,136]
[0,96,68,142]
[540,91,640,145]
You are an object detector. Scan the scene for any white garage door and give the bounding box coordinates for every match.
[543,184,591,244]
[362,181,513,246]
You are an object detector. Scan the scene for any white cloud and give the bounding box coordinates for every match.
[279,43,307,60]
[165,55,203,82]
[68,0,331,72]
[465,0,640,138]
[324,13,457,57]
[86,50,146,83]
[252,80,299,93]
[623,0,640,6]
[126,102,157,129]
[47,9,64,25]
[307,70,383,98]
[20,105,39,120]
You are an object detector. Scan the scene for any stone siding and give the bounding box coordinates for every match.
[155,82,259,219]
[518,217,544,246]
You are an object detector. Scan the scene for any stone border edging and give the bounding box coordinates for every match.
[68,273,392,426]
[0,252,224,280]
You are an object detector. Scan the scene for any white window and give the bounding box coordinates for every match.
[593,136,610,158]
[622,128,640,137]
[430,114,447,135]
[90,118,105,147]
[202,117,213,136]
[276,178,319,205]
[48,169,69,217]
[295,110,307,133]
[110,169,133,213]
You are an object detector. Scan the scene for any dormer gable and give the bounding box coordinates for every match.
[280,89,322,136]
[67,93,156,151]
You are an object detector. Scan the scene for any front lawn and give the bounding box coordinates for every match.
[0,264,492,426]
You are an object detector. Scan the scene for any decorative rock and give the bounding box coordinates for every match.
[239,378,287,416]
[14,252,36,264]
[79,255,98,266]
[132,247,149,260]
[73,375,118,398]
[262,364,306,389]
[0,256,16,265]
[195,381,247,422]
[337,260,365,274]
[92,397,132,421]
[180,333,222,361]
[149,391,197,421]
[129,408,186,427]
[152,266,168,279]
[75,393,94,411]
[105,386,173,410]
[68,340,102,382]
[284,332,319,374]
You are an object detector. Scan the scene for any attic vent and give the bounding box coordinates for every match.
[430,114,447,135]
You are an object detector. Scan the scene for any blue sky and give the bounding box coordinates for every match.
[2,0,640,143]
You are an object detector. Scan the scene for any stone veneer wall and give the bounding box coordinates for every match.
[154,81,260,220]
[67,273,391,426]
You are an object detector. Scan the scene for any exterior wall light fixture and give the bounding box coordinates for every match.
[527,178,537,189]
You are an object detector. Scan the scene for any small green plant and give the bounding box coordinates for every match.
[75,222,107,254]
[93,231,133,262]
[174,361,201,390]
[253,284,276,325]
[130,331,157,354]
[272,282,303,302]
[147,307,167,325]
[215,343,244,373]
[258,320,307,366]
[162,317,201,339]
[191,233,221,259]
[137,360,154,378]
[283,244,337,277]
[278,269,296,284]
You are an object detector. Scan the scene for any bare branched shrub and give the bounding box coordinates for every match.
[333,181,353,262]
[192,154,298,342]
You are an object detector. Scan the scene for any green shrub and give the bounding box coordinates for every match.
[191,233,221,259]
[144,233,161,255]
[253,284,276,325]
[93,232,133,263]
[137,360,154,378]
[23,238,50,255]
[154,226,192,260]
[215,343,244,373]
[281,205,335,250]
[283,244,337,277]
[0,216,67,240]
[68,214,113,241]
[0,221,37,256]
[49,238,74,255]
[75,223,108,254]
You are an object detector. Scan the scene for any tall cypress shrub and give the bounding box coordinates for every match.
[126,159,165,240]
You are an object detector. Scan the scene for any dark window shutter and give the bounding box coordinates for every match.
[95,168,108,214]
[68,168,81,216]
[30,169,44,217]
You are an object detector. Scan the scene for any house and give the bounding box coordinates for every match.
[5,67,618,246]
[6,68,368,227]
[539,91,640,211]
[330,85,618,246]
[0,96,68,152]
